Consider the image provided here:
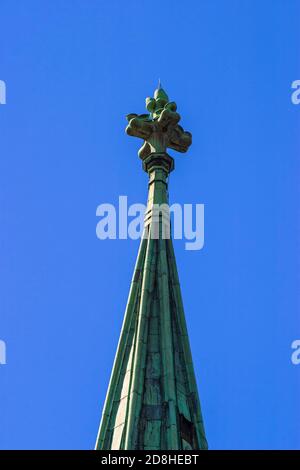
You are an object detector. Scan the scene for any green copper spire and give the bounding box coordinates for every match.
[95,86,207,450]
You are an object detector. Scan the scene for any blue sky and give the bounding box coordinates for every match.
[1,0,300,449]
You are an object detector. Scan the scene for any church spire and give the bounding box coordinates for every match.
[95,86,208,450]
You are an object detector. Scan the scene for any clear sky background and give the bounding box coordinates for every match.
[1,0,300,450]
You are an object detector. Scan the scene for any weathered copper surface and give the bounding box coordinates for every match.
[95,86,207,450]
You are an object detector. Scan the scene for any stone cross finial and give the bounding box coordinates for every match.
[125,86,192,162]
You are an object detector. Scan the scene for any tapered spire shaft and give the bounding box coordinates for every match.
[95,87,207,450]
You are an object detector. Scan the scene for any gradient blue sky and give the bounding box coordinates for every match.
[1,0,300,450]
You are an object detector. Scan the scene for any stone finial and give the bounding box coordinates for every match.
[125,85,192,161]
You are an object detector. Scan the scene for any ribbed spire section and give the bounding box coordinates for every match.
[95,87,207,450]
